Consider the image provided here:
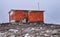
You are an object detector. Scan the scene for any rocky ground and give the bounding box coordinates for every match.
[0,23,60,37]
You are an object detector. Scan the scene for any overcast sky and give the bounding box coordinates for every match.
[0,0,60,24]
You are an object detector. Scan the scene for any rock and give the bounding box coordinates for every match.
[8,29,18,33]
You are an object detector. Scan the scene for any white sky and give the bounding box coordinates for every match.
[0,0,60,24]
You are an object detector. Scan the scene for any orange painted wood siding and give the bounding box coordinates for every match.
[9,10,44,23]
[28,11,44,22]
[9,10,27,22]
